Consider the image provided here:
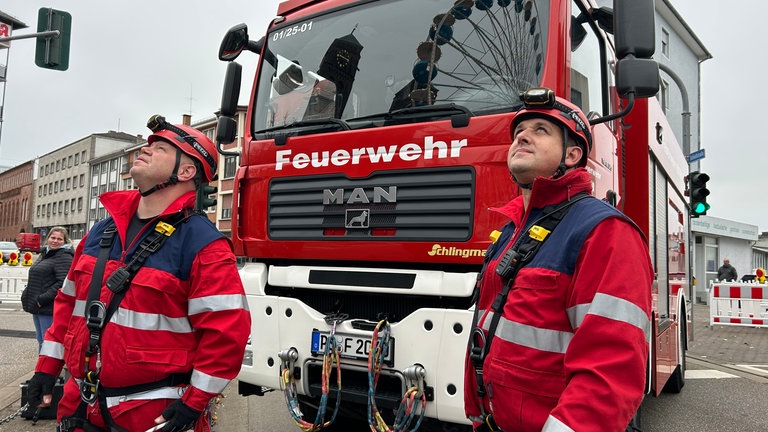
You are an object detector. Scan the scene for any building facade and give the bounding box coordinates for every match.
[691,216,759,303]
[0,160,33,241]
[33,131,138,240]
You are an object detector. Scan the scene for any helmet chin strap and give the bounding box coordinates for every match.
[551,126,570,180]
[139,147,182,197]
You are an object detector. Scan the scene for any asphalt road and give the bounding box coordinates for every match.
[2,261,767,431]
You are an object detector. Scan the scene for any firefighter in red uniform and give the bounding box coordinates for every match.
[464,88,653,431]
[27,116,251,432]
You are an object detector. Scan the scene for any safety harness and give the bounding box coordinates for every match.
[59,212,190,432]
[468,193,590,432]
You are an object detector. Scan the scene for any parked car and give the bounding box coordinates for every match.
[0,241,20,263]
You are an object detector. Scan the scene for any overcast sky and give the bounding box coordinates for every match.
[0,1,761,229]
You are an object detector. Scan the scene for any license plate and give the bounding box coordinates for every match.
[311,330,394,365]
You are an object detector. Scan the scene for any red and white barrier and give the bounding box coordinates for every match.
[709,282,768,328]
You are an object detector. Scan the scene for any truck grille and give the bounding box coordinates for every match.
[268,167,475,240]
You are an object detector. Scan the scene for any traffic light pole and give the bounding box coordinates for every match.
[0,30,61,44]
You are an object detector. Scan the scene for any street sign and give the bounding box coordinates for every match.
[688,148,705,163]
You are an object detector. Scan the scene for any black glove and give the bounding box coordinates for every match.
[160,399,202,432]
[27,372,57,408]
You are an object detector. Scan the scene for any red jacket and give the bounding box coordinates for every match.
[464,169,652,431]
[38,190,250,429]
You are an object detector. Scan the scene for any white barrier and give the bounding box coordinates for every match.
[0,276,26,302]
[709,281,768,328]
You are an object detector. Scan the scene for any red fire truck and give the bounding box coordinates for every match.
[215,0,690,429]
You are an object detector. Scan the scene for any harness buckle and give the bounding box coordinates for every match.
[80,373,100,404]
[85,301,107,331]
[468,328,487,365]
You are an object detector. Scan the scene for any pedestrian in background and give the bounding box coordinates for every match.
[21,227,74,351]
[717,259,738,281]
[464,88,652,431]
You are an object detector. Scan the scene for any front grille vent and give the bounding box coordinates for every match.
[268,167,475,240]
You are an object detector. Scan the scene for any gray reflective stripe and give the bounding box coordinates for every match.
[191,369,231,394]
[494,316,573,353]
[74,379,187,408]
[543,414,574,432]
[73,300,193,332]
[188,294,249,315]
[73,299,86,318]
[575,293,651,338]
[111,308,193,333]
[567,303,590,329]
[40,340,64,359]
[61,278,76,297]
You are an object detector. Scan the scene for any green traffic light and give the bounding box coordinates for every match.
[692,202,710,215]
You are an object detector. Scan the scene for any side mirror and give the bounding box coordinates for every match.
[616,57,659,99]
[220,62,242,117]
[614,0,655,59]
[219,23,249,61]
[216,62,242,156]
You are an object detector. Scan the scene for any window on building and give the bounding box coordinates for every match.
[221,208,232,219]
[68,155,73,167]
[82,150,87,162]
[661,28,670,58]
[224,156,238,179]
[80,174,85,187]
[75,153,80,165]
[56,160,60,172]
[78,197,83,211]
[71,199,76,213]
[67,178,71,190]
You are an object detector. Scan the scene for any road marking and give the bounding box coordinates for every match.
[733,364,768,375]
[685,369,739,379]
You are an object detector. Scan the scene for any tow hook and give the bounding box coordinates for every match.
[278,347,300,379]
[403,363,427,397]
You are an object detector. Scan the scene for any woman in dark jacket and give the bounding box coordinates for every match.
[21,227,74,350]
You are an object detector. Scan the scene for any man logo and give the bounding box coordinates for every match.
[346,209,369,228]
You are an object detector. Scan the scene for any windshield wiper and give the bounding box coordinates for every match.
[350,103,473,128]
[255,118,351,145]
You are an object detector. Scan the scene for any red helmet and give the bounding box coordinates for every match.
[512,88,592,166]
[147,115,218,182]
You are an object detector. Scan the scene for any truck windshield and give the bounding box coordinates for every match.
[253,0,549,132]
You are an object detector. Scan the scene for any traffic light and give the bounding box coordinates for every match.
[35,8,72,71]
[195,183,218,212]
[688,171,710,217]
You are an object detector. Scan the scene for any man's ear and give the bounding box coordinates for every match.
[564,145,583,168]
[177,162,197,182]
